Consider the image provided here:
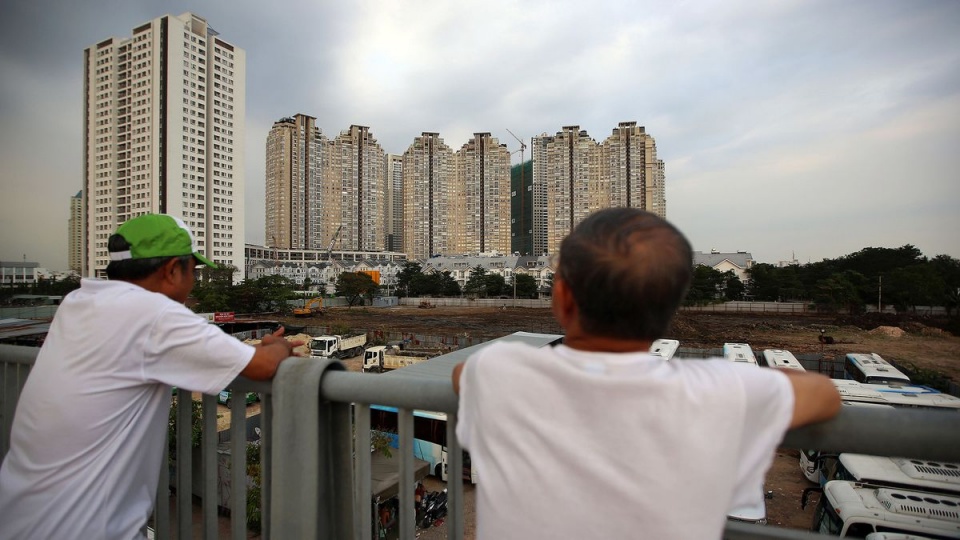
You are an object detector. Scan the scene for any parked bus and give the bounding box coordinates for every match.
[649,339,680,360]
[370,405,478,483]
[844,353,912,385]
[723,343,757,366]
[761,349,806,371]
[811,481,960,538]
[831,380,960,409]
[825,454,960,495]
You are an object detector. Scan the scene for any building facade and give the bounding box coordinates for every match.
[384,154,404,252]
[453,133,512,256]
[600,122,665,218]
[83,12,245,278]
[327,125,386,252]
[68,191,83,273]
[265,114,327,250]
[531,126,600,256]
[402,133,455,260]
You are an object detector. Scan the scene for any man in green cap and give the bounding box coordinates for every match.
[0,214,300,539]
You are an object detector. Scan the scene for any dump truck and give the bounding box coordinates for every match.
[310,333,367,359]
[362,345,439,373]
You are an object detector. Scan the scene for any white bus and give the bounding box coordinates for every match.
[761,349,806,371]
[831,380,960,409]
[827,454,960,496]
[845,353,912,385]
[370,405,478,484]
[811,481,960,538]
[723,343,757,366]
[649,339,680,360]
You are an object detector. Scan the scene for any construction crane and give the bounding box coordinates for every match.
[326,224,343,261]
[506,128,528,255]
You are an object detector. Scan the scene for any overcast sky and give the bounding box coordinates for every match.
[1,0,958,270]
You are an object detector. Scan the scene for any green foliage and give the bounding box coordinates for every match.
[246,442,263,533]
[395,262,423,297]
[684,266,727,306]
[191,266,298,314]
[512,273,539,299]
[742,247,960,313]
[167,395,204,463]
[336,272,378,306]
[484,273,506,297]
[464,266,488,297]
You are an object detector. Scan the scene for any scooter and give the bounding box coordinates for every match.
[418,488,448,529]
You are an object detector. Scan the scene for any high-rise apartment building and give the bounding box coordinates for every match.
[532,126,600,256]
[531,122,666,255]
[402,133,454,260]
[83,12,245,278]
[600,122,665,218]
[68,191,83,273]
[265,114,327,249]
[454,133,512,255]
[384,154,404,252]
[327,125,386,252]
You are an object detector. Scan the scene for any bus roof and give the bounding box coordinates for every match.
[370,404,447,421]
[846,353,911,384]
[761,349,805,371]
[723,343,757,365]
[838,454,960,495]
[824,481,960,536]
[649,339,679,360]
[380,331,564,383]
[832,380,960,409]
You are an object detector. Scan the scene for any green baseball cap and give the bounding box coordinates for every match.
[111,214,217,268]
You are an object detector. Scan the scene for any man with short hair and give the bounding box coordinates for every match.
[453,207,841,539]
[0,214,300,539]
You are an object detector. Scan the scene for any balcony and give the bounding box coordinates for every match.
[2,340,959,539]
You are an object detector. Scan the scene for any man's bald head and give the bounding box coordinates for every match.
[556,208,693,341]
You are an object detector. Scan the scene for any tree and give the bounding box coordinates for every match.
[439,271,461,297]
[723,272,745,301]
[336,272,378,306]
[813,270,865,313]
[395,262,423,297]
[684,266,727,306]
[512,273,538,299]
[464,266,488,297]
[483,273,506,297]
[192,264,240,312]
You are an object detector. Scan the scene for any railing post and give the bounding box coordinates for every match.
[269,357,347,539]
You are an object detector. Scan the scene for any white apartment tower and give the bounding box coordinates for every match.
[68,191,83,273]
[327,125,386,252]
[265,114,327,249]
[600,122,665,218]
[531,126,600,256]
[83,13,245,278]
[454,133,512,255]
[402,133,454,260]
[384,154,404,252]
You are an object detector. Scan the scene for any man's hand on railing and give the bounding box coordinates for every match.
[242,326,306,380]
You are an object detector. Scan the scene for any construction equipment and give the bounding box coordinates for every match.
[326,224,343,261]
[362,345,440,373]
[293,297,323,317]
[310,333,367,359]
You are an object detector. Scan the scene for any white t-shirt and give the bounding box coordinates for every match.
[456,342,794,540]
[0,278,254,540]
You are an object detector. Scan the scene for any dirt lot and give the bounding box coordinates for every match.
[280,305,960,536]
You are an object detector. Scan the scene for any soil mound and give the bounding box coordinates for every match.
[868,326,904,338]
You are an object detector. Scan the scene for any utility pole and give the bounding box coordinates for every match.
[878,275,882,314]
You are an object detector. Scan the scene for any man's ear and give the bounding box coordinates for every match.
[551,277,577,329]
[160,258,182,284]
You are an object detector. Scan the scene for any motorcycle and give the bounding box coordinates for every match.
[418,488,448,529]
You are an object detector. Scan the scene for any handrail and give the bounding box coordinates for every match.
[4,343,960,540]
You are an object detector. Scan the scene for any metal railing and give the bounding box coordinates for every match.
[3,344,960,540]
